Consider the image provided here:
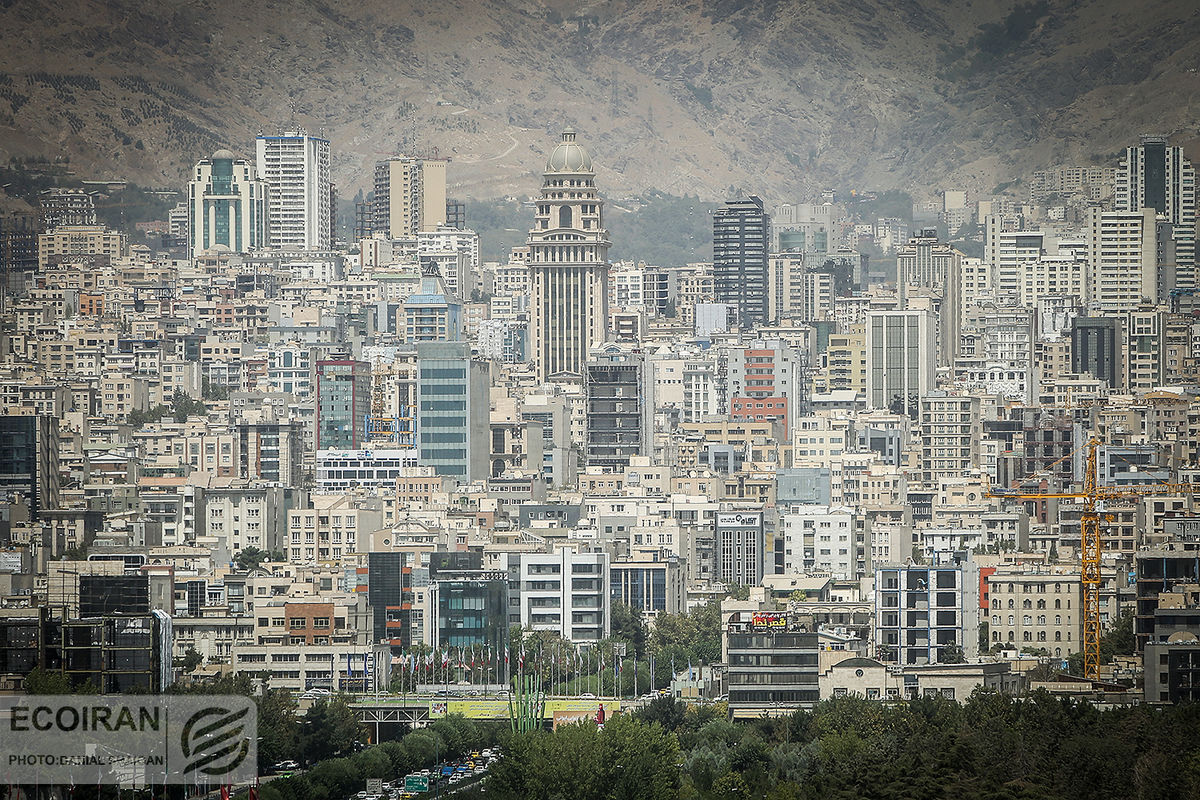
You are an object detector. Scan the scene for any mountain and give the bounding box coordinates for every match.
[2,0,1199,202]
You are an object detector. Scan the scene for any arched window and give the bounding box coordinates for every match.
[559,206,572,228]
[1023,599,1032,609]
[1037,599,1045,609]
[1055,599,1061,609]
[1055,615,1061,625]
[1055,631,1062,641]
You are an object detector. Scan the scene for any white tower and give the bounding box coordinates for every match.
[255,130,331,250]
[528,129,611,382]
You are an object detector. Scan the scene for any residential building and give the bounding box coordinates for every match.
[585,344,653,470]
[508,549,610,643]
[986,570,1082,659]
[1115,135,1196,289]
[713,196,769,328]
[874,558,979,665]
[256,130,331,250]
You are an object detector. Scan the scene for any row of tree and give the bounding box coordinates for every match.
[486,690,1200,800]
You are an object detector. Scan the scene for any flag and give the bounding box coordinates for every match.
[221,787,230,800]
[442,650,450,669]
[249,787,259,800]
[504,644,510,666]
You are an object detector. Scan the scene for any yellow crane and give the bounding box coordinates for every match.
[987,437,1195,680]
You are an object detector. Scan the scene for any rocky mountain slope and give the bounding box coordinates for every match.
[2,0,1199,202]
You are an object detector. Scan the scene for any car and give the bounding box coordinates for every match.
[580,692,597,699]
[274,760,300,771]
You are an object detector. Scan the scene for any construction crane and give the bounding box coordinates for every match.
[987,437,1196,680]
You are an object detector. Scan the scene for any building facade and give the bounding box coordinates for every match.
[255,130,331,250]
[713,196,770,329]
[186,149,270,256]
[528,129,611,382]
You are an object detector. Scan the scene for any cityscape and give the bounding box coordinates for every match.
[1,1,1199,798]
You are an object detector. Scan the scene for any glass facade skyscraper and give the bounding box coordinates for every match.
[415,341,489,482]
[316,360,371,450]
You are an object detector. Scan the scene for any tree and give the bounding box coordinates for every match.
[235,546,271,572]
[611,601,649,658]
[202,380,229,401]
[175,647,203,674]
[637,695,687,732]
[300,696,366,764]
[171,389,208,422]
[24,667,73,694]
[258,688,300,770]
[940,645,967,664]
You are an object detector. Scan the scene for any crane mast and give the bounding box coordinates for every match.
[988,437,1195,680]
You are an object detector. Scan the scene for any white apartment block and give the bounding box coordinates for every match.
[256,131,331,250]
[780,505,857,577]
[1086,207,1157,311]
[509,549,610,644]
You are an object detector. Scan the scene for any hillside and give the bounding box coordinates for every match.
[1,0,1199,203]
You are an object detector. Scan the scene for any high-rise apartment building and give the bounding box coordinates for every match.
[714,196,769,329]
[186,149,270,257]
[584,344,653,470]
[528,129,611,382]
[255,130,331,250]
[1115,135,1197,288]
[1085,207,1158,311]
[864,310,936,417]
[315,360,372,450]
[897,229,963,366]
[373,156,450,239]
[918,394,982,485]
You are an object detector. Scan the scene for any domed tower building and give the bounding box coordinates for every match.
[528,129,611,382]
[186,148,270,258]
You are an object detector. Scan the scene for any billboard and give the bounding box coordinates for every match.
[716,512,762,529]
[428,698,619,720]
[751,612,787,630]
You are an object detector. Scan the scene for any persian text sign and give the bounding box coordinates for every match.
[0,696,257,785]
